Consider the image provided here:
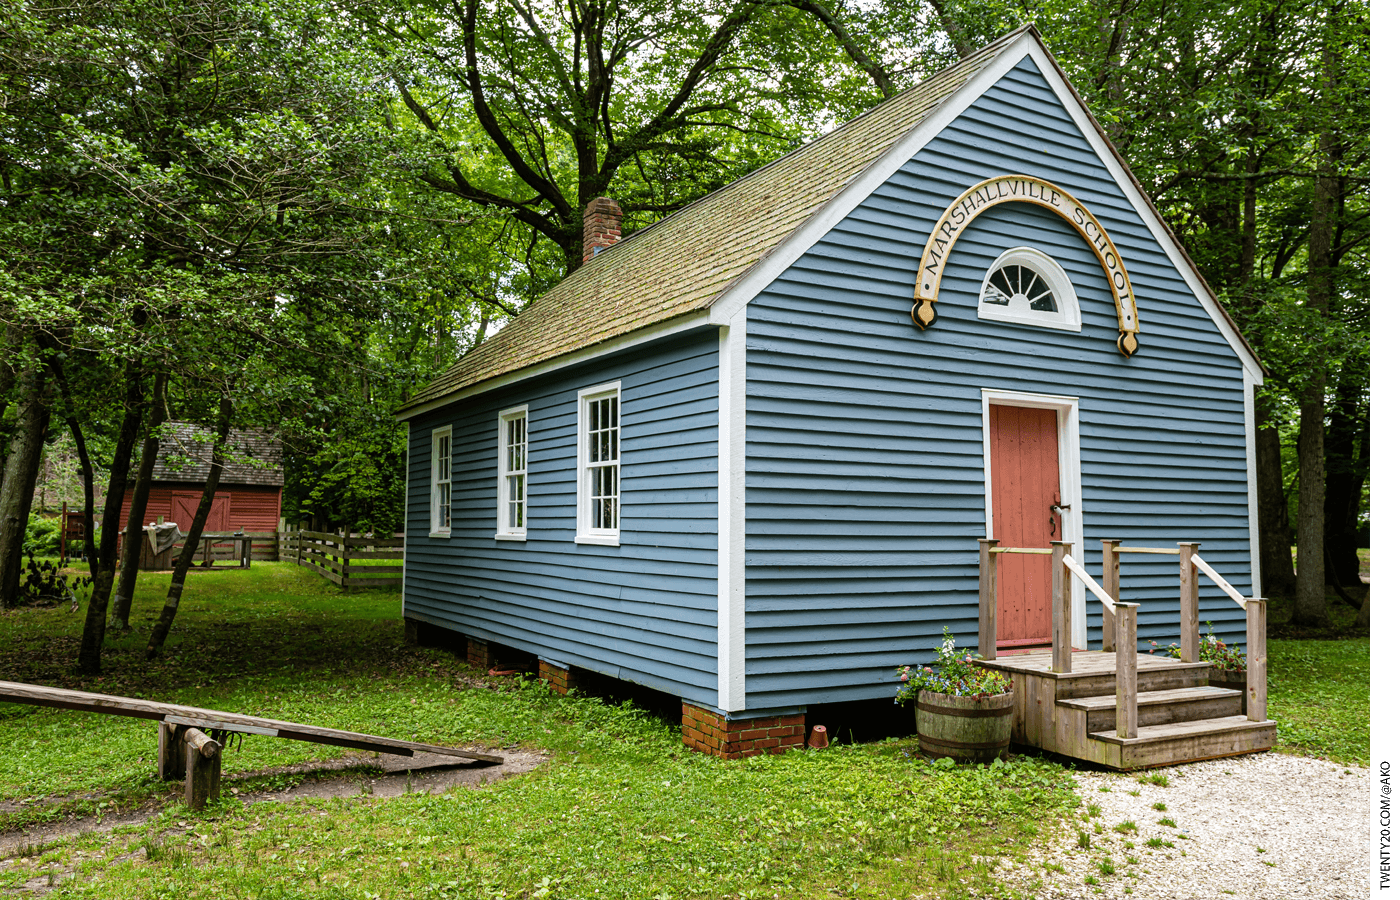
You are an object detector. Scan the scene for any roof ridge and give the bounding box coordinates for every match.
[401,26,1032,414]
[602,26,1032,255]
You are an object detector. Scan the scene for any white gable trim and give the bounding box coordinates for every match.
[1020,44,1264,386]
[707,30,1039,327]
[706,33,1263,388]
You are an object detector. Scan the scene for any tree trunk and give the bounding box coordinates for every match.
[110,372,168,630]
[50,369,98,569]
[0,366,52,608]
[76,375,146,675]
[1255,421,1297,598]
[146,397,232,658]
[1291,117,1339,628]
[1323,376,1365,589]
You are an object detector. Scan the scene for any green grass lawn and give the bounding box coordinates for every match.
[0,563,1079,898]
[1267,637,1369,765]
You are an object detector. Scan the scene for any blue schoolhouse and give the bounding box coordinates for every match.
[395,26,1266,761]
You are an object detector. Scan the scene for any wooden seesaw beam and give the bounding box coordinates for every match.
[0,680,504,809]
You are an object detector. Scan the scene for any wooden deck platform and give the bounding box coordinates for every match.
[977,650,1276,769]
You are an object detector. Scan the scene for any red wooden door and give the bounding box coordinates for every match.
[171,492,230,533]
[989,405,1062,648]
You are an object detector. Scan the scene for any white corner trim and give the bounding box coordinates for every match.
[1021,44,1265,387]
[401,422,409,617]
[706,32,1039,327]
[980,388,1087,649]
[397,312,711,421]
[717,313,747,712]
[1242,373,1262,598]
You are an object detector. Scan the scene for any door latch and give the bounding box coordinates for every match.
[1049,495,1071,536]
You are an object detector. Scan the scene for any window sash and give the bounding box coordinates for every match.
[577,387,620,538]
[431,427,451,534]
[498,409,527,536]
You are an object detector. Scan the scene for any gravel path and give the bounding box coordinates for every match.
[999,752,1367,899]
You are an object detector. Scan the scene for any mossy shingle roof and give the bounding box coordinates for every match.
[401,29,1027,415]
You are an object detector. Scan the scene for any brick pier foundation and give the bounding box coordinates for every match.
[466,637,489,670]
[538,659,578,695]
[680,703,805,759]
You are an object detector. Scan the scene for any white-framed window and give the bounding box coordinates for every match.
[496,405,528,541]
[430,425,452,536]
[978,247,1082,332]
[576,382,621,545]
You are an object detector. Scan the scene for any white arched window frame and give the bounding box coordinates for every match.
[977,247,1082,332]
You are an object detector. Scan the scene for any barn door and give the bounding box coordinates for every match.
[988,405,1063,649]
[171,491,231,533]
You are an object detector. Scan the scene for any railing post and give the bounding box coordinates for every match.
[1178,542,1201,663]
[978,539,999,661]
[1115,602,1139,738]
[1050,541,1072,674]
[1101,539,1121,652]
[1246,598,1268,722]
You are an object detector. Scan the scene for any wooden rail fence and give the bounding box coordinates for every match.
[277,530,403,591]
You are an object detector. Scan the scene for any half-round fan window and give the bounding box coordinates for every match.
[977,247,1081,332]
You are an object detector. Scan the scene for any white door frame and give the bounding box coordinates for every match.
[980,388,1087,649]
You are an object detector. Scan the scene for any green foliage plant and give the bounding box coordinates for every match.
[1149,622,1246,673]
[894,627,1010,706]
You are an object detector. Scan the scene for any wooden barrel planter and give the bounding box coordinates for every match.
[915,690,1013,763]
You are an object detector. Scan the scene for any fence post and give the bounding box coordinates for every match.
[1101,539,1120,652]
[1050,541,1072,674]
[1115,602,1139,738]
[978,538,999,661]
[1246,598,1268,722]
[1178,542,1201,663]
[341,527,350,590]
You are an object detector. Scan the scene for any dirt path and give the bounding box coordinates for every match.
[0,748,544,860]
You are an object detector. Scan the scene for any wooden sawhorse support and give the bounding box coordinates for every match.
[158,723,224,809]
[0,680,504,810]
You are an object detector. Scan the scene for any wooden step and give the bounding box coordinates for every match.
[977,651,1213,699]
[1059,686,1243,732]
[1088,716,1277,769]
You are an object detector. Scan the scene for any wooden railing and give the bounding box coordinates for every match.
[277,530,404,591]
[978,538,1268,739]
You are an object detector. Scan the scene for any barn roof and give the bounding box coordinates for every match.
[398,29,1027,416]
[153,424,283,488]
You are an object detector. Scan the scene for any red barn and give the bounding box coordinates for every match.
[118,425,283,536]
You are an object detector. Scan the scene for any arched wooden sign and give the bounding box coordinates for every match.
[911,175,1142,357]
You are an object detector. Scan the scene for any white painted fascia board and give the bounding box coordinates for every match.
[397,311,713,421]
[716,310,746,712]
[706,31,1039,327]
[1020,43,1266,387]
[980,388,1087,649]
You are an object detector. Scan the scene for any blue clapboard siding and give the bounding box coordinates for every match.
[403,330,721,707]
[743,56,1253,709]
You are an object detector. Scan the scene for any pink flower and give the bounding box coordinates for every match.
[900,674,909,681]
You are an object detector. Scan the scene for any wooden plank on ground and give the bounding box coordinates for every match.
[0,681,503,764]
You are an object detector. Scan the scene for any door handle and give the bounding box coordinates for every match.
[1049,501,1070,536]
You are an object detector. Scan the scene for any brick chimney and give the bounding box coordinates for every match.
[582,197,623,266]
